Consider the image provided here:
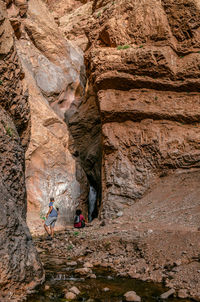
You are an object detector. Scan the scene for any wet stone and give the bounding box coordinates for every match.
[65,292,76,300]
[69,286,80,295]
[124,291,141,302]
[160,288,175,299]
[103,287,110,292]
[67,261,77,266]
[84,262,93,268]
[178,289,188,298]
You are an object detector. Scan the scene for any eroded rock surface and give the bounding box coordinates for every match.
[65,83,102,219]
[57,0,200,217]
[0,1,44,300]
[6,0,89,229]
[83,0,200,217]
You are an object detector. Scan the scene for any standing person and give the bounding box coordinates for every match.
[44,197,58,239]
[74,209,85,228]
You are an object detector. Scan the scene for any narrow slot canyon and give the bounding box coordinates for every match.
[0,0,200,301]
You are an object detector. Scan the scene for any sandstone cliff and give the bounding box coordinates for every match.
[6,0,90,230]
[85,0,200,217]
[0,0,44,300]
[1,0,199,299]
[48,0,200,220]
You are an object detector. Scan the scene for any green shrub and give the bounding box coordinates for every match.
[5,126,13,137]
[117,45,130,50]
[0,80,2,85]
[40,214,46,220]
[123,45,130,49]
[67,245,73,250]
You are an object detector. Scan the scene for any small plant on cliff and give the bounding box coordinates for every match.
[117,45,130,50]
[73,231,79,237]
[67,244,73,251]
[104,241,111,249]
[1,121,14,137]
[5,126,13,137]
[123,45,130,49]
[97,11,101,17]
[139,45,143,48]
[40,214,46,220]
[0,80,2,85]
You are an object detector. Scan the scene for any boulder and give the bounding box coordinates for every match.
[177,289,188,299]
[67,261,78,266]
[160,288,175,299]
[69,286,80,295]
[65,292,76,300]
[124,291,141,302]
[74,267,92,275]
[103,287,110,292]
[84,262,94,268]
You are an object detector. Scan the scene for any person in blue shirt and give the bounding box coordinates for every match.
[44,197,58,239]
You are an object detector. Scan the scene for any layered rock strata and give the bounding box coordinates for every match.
[47,0,200,298]
[53,0,200,218]
[0,1,44,300]
[84,0,200,217]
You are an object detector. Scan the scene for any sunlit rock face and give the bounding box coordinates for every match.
[51,0,200,219]
[8,0,88,231]
[0,1,44,300]
[59,1,94,51]
[83,0,200,217]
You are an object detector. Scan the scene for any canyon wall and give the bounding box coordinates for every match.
[6,0,90,231]
[16,0,199,222]
[0,0,44,300]
[54,0,200,218]
[0,0,199,297]
[4,0,200,234]
[85,0,200,217]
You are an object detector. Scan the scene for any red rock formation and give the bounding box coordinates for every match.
[47,0,200,220]
[6,0,89,230]
[0,0,44,300]
[59,1,94,51]
[83,0,200,217]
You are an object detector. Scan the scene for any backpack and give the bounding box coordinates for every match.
[74,215,80,224]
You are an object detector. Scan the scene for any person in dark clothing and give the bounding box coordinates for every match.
[74,209,85,228]
[44,197,58,239]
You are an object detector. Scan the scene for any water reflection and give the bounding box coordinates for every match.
[27,265,192,302]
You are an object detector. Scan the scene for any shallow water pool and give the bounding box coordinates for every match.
[27,257,192,302]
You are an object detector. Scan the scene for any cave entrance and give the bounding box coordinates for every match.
[87,176,101,222]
